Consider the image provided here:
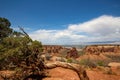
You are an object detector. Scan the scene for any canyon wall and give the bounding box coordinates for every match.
[83,44,120,55]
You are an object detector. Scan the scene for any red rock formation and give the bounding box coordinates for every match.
[83,45,120,55]
[66,47,78,58]
[42,45,63,54]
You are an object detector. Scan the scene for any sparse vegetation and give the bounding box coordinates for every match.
[45,53,52,60]
[78,58,109,68]
[103,68,116,75]
[79,58,97,68]
[104,53,120,62]
[78,50,85,56]
[97,61,106,66]
[67,58,73,63]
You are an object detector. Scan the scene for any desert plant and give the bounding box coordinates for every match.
[97,61,106,66]
[67,58,73,63]
[104,54,120,62]
[78,51,85,56]
[103,67,116,75]
[79,59,97,68]
[45,53,52,60]
[0,18,48,80]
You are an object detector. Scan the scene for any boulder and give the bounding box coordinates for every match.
[108,62,120,69]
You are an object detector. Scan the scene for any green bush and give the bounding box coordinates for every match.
[97,61,105,66]
[66,58,79,64]
[0,36,43,70]
[67,58,73,63]
[0,18,48,79]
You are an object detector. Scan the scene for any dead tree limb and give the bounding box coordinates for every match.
[18,26,32,42]
[45,62,89,80]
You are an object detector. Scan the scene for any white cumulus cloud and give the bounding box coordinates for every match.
[68,15,120,36]
[29,15,120,45]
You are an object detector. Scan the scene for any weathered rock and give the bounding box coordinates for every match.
[86,69,120,80]
[0,70,15,79]
[50,56,67,62]
[43,77,63,80]
[42,45,63,54]
[46,67,80,80]
[108,62,120,69]
[45,61,89,80]
[84,45,120,55]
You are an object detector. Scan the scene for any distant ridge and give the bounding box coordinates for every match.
[85,41,120,45]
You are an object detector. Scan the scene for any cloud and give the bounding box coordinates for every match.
[29,29,58,44]
[29,15,120,44]
[29,29,86,44]
[68,15,120,36]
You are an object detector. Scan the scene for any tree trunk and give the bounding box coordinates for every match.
[45,61,89,80]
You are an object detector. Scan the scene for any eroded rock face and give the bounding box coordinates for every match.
[84,45,120,55]
[42,45,63,54]
[86,69,120,80]
[108,62,120,68]
[46,67,80,80]
[43,77,63,80]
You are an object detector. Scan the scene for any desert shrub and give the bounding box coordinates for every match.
[104,54,120,62]
[66,58,78,64]
[29,40,43,53]
[0,36,43,70]
[0,18,48,79]
[60,57,66,62]
[59,49,69,58]
[67,58,73,63]
[78,51,85,56]
[97,61,106,66]
[79,59,97,68]
[45,54,52,60]
[103,68,116,75]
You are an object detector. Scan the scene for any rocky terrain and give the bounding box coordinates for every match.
[0,44,120,80]
[84,44,120,55]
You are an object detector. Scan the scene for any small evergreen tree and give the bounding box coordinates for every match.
[0,17,12,39]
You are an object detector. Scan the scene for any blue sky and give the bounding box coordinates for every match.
[0,0,120,44]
